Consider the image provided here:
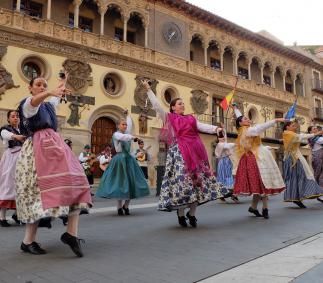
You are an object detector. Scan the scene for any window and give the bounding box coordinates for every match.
[163,88,178,105]
[238,67,249,79]
[22,62,41,79]
[285,83,293,93]
[212,97,224,125]
[275,111,283,118]
[101,72,125,97]
[190,51,194,61]
[263,75,271,86]
[210,58,221,70]
[315,99,322,109]
[115,28,123,41]
[127,31,136,44]
[14,0,43,18]
[69,13,93,32]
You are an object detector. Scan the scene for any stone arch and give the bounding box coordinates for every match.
[222,45,235,74]
[295,73,304,96]
[105,3,124,39]
[263,61,273,86]
[274,65,284,91]
[250,56,262,83]
[237,51,249,79]
[126,10,146,46]
[285,69,294,93]
[88,104,130,131]
[207,39,221,70]
[190,33,205,65]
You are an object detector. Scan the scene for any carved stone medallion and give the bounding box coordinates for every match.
[62,59,93,94]
[190,90,208,114]
[134,75,158,111]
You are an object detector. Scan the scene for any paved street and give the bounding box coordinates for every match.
[1,191,323,283]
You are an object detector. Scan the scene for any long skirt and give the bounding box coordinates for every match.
[96,152,150,199]
[0,147,20,209]
[234,152,284,196]
[312,148,323,187]
[217,156,234,190]
[158,144,228,211]
[283,155,323,201]
[15,139,90,223]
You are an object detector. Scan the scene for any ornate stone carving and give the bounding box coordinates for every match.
[0,44,7,60]
[62,59,93,94]
[190,90,208,114]
[67,94,95,127]
[0,64,20,98]
[134,76,158,111]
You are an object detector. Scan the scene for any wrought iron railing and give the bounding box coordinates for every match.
[315,108,323,120]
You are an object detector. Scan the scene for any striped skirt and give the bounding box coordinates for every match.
[217,156,234,190]
[283,155,323,201]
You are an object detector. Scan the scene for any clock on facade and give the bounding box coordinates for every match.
[162,22,182,45]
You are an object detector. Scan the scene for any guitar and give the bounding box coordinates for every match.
[99,154,112,171]
[136,146,152,163]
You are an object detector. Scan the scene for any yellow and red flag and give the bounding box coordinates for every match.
[219,90,235,110]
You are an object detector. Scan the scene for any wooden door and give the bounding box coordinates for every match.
[91,117,116,177]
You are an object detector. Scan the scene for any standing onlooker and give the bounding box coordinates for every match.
[133,140,151,181]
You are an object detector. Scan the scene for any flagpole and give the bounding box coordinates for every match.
[225,76,239,130]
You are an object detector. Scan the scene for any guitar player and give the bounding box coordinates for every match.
[133,140,151,181]
[79,144,95,195]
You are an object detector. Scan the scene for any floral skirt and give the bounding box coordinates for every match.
[15,139,89,223]
[158,144,228,211]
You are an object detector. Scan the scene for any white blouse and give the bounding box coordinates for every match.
[113,115,135,153]
[22,96,60,118]
[246,120,276,137]
[147,89,219,134]
[1,128,20,148]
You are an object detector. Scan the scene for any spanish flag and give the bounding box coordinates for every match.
[219,90,235,110]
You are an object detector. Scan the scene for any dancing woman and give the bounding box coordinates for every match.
[308,126,323,188]
[0,110,25,227]
[233,105,286,219]
[214,130,239,203]
[16,76,92,256]
[142,80,229,228]
[283,121,323,208]
[96,111,150,215]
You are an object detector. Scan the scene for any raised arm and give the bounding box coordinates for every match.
[147,89,166,122]
[113,132,134,142]
[125,115,133,134]
[196,122,219,134]
[246,120,276,137]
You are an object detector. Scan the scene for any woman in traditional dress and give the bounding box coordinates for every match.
[232,105,286,219]
[283,121,323,208]
[16,76,92,256]
[96,111,150,216]
[215,130,239,203]
[308,126,323,188]
[0,110,25,227]
[142,80,229,228]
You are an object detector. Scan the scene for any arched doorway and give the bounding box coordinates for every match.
[91,116,117,177]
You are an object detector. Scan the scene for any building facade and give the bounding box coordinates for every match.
[0,0,322,184]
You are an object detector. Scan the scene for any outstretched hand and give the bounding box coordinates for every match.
[141,79,151,91]
[275,118,289,123]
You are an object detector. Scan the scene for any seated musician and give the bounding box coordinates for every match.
[132,140,151,180]
[99,145,112,171]
[79,144,95,194]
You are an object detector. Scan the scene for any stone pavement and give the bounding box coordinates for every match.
[1,193,323,283]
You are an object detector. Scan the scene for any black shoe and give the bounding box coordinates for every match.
[117,208,124,216]
[60,232,84,257]
[38,217,52,229]
[219,197,226,202]
[0,220,11,227]
[231,196,239,203]
[12,213,21,225]
[176,210,187,227]
[317,198,323,204]
[293,201,307,208]
[80,208,89,215]
[21,242,47,255]
[122,205,130,215]
[186,212,197,228]
[59,215,68,226]
[223,191,233,198]
[262,208,269,219]
[248,207,262,217]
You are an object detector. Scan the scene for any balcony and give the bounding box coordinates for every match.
[314,108,323,121]
[0,8,310,110]
[312,79,323,94]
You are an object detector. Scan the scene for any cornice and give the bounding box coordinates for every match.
[0,27,309,116]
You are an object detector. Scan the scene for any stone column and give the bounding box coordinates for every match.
[260,63,264,84]
[271,70,275,88]
[16,0,21,12]
[248,61,251,80]
[99,6,107,35]
[144,24,148,48]
[233,53,238,76]
[73,0,83,28]
[219,50,224,71]
[293,78,296,94]
[47,0,52,20]
[123,16,129,42]
[203,44,208,66]
[283,75,286,91]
